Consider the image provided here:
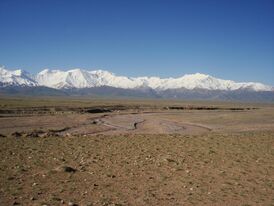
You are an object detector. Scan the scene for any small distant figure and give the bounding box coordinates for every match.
[134,122,138,129]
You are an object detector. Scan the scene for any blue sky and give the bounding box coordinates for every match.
[0,0,273,85]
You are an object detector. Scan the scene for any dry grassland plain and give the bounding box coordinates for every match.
[0,96,273,206]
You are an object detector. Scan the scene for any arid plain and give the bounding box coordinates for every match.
[0,97,273,206]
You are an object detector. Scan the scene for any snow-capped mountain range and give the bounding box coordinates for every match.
[0,66,273,92]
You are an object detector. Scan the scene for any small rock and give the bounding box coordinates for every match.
[92,120,98,124]
[52,197,61,201]
[0,133,6,138]
[68,201,78,206]
[25,131,40,138]
[56,166,77,173]
[30,197,36,201]
[11,132,22,137]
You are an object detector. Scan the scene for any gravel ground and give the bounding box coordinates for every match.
[0,131,273,206]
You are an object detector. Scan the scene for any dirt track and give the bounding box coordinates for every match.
[90,113,212,135]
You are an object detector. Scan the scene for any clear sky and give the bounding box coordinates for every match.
[0,0,273,85]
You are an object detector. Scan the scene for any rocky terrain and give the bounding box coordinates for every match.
[0,97,273,205]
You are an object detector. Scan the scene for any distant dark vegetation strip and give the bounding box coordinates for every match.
[164,106,258,111]
[0,105,258,116]
[0,105,128,115]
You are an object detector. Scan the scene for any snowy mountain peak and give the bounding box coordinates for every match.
[182,73,210,79]
[0,67,37,87]
[13,69,24,76]
[39,69,50,74]
[90,69,115,77]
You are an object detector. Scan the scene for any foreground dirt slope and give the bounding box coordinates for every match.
[0,97,274,205]
[0,131,273,206]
